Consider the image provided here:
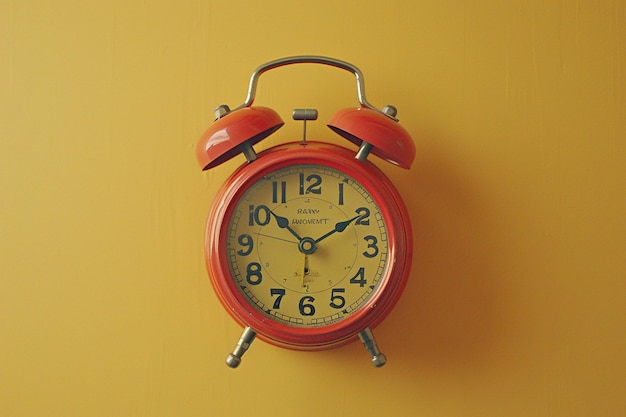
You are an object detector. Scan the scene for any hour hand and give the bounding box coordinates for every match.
[268,209,302,241]
[314,215,359,243]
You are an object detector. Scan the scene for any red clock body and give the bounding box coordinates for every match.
[204,141,412,350]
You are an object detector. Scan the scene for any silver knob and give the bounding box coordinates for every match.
[292,108,318,144]
[292,108,318,121]
[214,104,231,120]
[382,105,398,118]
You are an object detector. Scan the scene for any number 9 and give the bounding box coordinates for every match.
[237,234,254,256]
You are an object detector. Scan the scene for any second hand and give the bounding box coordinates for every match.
[254,232,298,245]
[302,254,309,287]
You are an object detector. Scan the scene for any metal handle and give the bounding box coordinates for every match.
[236,55,377,111]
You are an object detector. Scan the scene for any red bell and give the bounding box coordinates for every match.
[328,107,415,169]
[196,106,284,170]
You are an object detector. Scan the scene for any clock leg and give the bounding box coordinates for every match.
[239,141,257,163]
[358,328,387,367]
[225,326,257,368]
[355,141,373,162]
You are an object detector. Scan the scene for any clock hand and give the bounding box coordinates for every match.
[254,232,298,245]
[302,254,309,287]
[314,215,360,244]
[268,209,303,241]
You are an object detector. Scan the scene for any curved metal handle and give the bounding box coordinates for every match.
[235,55,377,111]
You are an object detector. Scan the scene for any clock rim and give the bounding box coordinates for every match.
[205,141,412,350]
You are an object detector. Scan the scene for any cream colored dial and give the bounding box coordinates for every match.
[226,164,388,328]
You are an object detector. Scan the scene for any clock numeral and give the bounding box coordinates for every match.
[349,267,367,287]
[246,262,263,285]
[248,204,271,226]
[237,233,254,256]
[298,296,316,316]
[270,288,285,309]
[299,173,322,195]
[329,288,346,309]
[355,207,370,226]
[362,235,379,258]
[272,181,287,204]
[338,183,344,205]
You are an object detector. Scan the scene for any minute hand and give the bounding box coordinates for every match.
[314,216,360,244]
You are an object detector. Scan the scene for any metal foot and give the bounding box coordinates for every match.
[359,328,387,367]
[226,327,257,368]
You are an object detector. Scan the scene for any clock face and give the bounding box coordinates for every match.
[225,164,388,328]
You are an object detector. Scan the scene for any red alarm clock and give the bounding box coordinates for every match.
[196,56,414,368]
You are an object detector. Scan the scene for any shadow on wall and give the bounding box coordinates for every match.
[377,129,510,375]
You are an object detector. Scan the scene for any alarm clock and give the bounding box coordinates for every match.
[196,56,414,368]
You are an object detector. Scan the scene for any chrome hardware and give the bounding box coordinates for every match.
[214,104,231,120]
[226,326,257,368]
[293,108,318,144]
[355,142,373,162]
[292,108,318,121]
[233,56,389,117]
[382,105,398,119]
[359,328,387,367]
[239,142,258,163]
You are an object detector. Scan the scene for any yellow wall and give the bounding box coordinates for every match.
[1,1,624,416]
